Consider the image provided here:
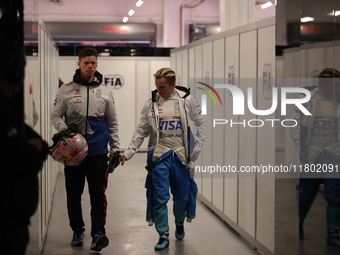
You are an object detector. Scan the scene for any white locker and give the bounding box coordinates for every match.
[224,34,240,224]
[202,42,213,203]
[98,58,136,150]
[238,30,257,238]
[176,51,182,86]
[212,38,225,213]
[181,49,189,88]
[256,25,276,253]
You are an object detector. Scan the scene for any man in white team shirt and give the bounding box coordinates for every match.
[120,68,207,250]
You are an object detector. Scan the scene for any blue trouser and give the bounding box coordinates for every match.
[150,154,193,234]
[299,178,340,231]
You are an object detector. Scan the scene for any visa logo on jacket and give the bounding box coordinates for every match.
[159,121,182,131]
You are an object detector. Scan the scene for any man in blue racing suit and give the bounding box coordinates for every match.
[119,67,207,250]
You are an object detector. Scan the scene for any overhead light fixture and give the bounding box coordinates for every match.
[136,0,143,7]
[128,9,135,16]
[328,10,340,16]
[123,17,128,23]
[261,1,273,9]
[300,17,314,23]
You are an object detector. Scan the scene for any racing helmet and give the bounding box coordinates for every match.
[49,129,88,166]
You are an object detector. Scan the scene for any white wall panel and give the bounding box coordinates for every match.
[300,50,307,83]
[170,53,176,71]
[59,57,78,84]
[224,34,239,223]
[25,56,41,255]
[176,51,182,86]
[202,42,213,203]
[256,25,275,253]
[136,60,150,150]
[24,57,39,130]
[305,48,326,80]
[283,51,295,78]
[239,30,257,238]
[325,43,340,73]
[275,57,285,151]
[189,48,196,98]
[212,38,225,213]
[336,45,340,70]
[26,23,60,254]
[98,58,136,150]
[181,49,189,88]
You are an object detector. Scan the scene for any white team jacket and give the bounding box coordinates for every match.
[51,70,119,156]
[123,89,207,169]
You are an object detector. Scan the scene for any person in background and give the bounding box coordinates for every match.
[51,47,120,251]
[290,68,340,246]
[0,42,49,255]
[119,67,207,250]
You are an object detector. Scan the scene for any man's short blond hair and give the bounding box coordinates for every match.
[153,68,176,85]
[319,68,340,78]
[318,68,340,87]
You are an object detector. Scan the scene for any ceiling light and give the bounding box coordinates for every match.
[261,1,273,9]
[128,9,135,16]
[136,0,143,7]
[329,10,340,16]
[123,17,128,23]
[300,17,314,23]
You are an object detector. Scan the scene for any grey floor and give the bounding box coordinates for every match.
[42,153,260,255]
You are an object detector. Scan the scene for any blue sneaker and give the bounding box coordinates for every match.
[71,229,84,246]
[327,232,340,247]
[90,231,109,251]
[175,221,185,241]
[154,233,169,250]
